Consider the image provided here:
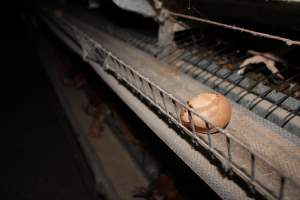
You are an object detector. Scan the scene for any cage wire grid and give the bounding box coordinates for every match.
[42,12,300,200]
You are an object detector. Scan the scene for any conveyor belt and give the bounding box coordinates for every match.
[39,6,300,200]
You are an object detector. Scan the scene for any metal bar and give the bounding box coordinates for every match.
[278,177,286,200]
[188,109,197,137]
[188,46,233,76]
[138,76,147,95]
[212,56,249,90]
[159,35,206,61]
[177,42,228,75]
[250,153,256,182]
[201,51,243,84]
[222,64,269,96]
[155,31,198,57]
[280,106,300,128]
[160,91,168,113]
[168,11,300,46]
[249,73,300,111]
[263,97,289,119]
[166,39,215,64]
[205,121,212,148]
[226,136,232,170]
[235,67,289,103]
[148,83,156,104]
[172,99,182,124]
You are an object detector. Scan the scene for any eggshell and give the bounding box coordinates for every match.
[180,92,232,134]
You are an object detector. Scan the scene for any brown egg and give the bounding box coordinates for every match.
[180,92,232,134]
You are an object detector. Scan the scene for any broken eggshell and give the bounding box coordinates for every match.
[180,92,232,134]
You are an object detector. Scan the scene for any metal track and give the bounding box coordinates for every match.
[40,7,300,200]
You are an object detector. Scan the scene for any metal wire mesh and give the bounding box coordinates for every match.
[92,19,300,137]
[45,12,300,200]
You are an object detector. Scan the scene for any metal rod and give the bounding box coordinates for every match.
[188,110,197,137]
[251,153,256,182]
[160,91,168,113]
[278,177,286,200]
[280,106,300,128]
[226,136,232,170]
[235,67,289,103]
[206,121,212,148]
[172,99,182,124]
[148,83,156,104]
[168,11,300,46]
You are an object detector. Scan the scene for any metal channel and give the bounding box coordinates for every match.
[43,12,300,200]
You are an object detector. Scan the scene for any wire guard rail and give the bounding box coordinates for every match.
[44,12,300,200]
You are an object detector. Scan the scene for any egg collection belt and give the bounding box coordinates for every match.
[40,6,300,200]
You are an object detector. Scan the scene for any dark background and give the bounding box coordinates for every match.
[1,2,97,199]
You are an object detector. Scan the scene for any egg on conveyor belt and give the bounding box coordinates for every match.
[180,92,232,134]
